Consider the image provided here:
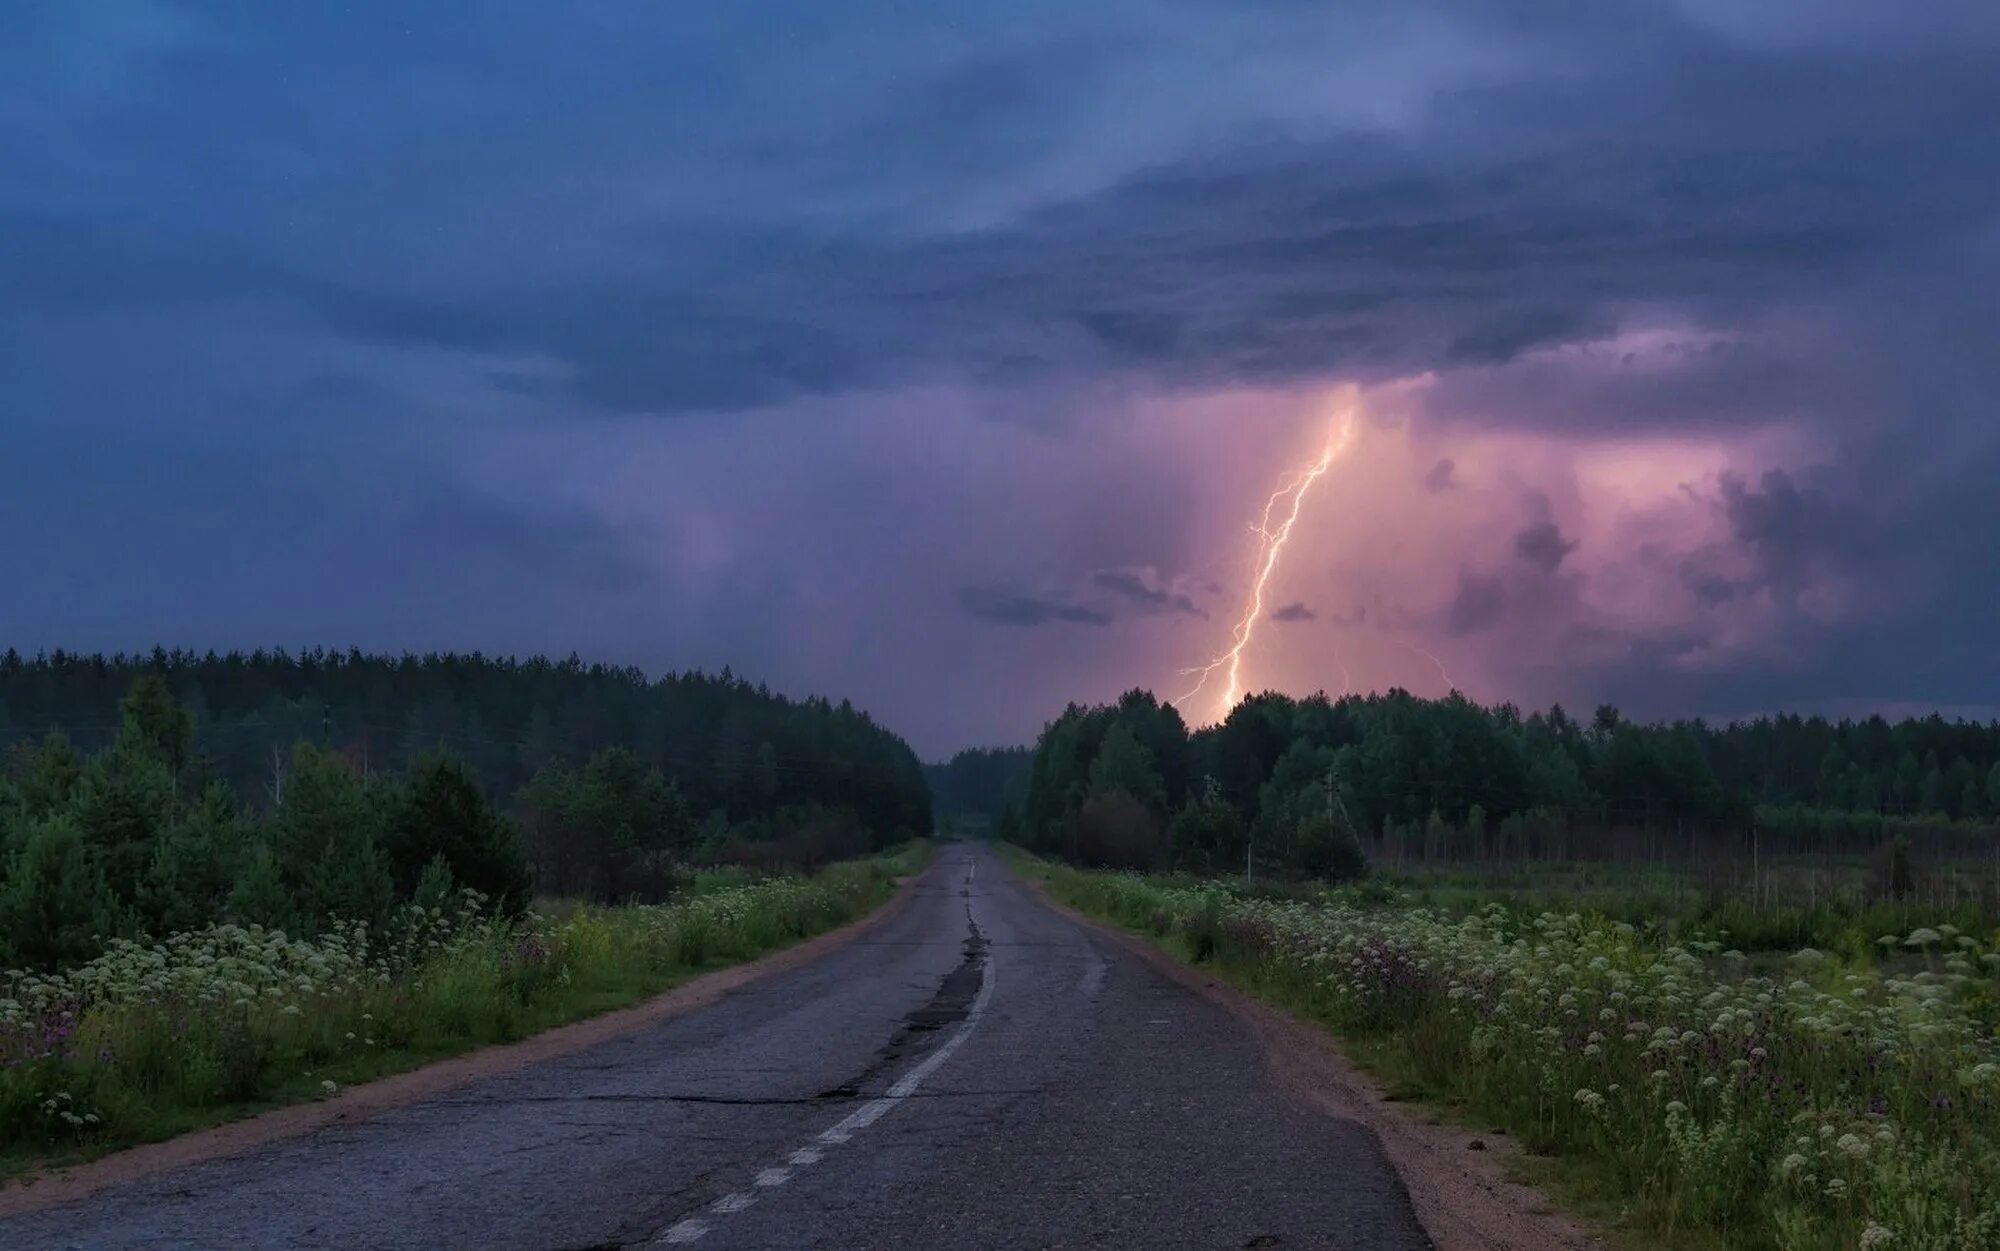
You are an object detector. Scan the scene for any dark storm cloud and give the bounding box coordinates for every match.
[1446,574,1508,637]
[1270,602,1316,623]
[954,586,1112,630]
[1091,570,1205,618]
[1665,468,1853,621]
[1512,521,1576,574]
[406,486,654,596]
[1721,469,1838,568]
[204,108,2000,415]
[1446,307,1607,366]
[10,6,1999,419]
[5,0,2000,748]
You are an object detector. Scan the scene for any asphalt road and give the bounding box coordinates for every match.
[0,843,1432,1250]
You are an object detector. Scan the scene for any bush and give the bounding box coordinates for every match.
[0,844,927,1169]
[1074,793,1168,870]
[1032,855,2000,1250]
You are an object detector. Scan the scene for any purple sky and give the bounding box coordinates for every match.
[4,2,1999,756]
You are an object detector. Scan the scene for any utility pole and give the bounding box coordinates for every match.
[1324,761,1356,878]
[268,744,287,806]
[1323,762,1354,828]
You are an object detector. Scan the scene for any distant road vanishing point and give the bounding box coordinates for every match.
[0,843,1431,1251]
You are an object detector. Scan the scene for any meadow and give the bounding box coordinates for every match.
[0,843,927,1177]
[1010,849,2000,1251]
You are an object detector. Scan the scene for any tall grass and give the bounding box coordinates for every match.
[1014,851,2000,1250]
[0,842,928,1176]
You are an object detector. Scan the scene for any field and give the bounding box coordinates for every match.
[1007,847,2000,1251]
[0,843,929,1179]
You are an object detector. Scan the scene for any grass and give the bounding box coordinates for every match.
[0,841,930,1180]
[1369,858,2000,962]
[1001,845,2000,1251]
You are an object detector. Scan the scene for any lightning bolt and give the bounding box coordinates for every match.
[1175,399,1360,723]
[1332,638,1353,698]
[1398,640,1455,694]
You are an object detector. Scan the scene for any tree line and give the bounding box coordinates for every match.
[0,651,932,969]
[924,746,1032,827]
[1004,688,2000,876]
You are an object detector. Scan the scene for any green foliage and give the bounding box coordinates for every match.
[137,784,242,937]
[115,675,193,774]
[1088,724,1166,809]
[1020,690,1186,859]
[0,845,923,1175]
[410,855,458,914]
[384,755,529,912]
[275,744,395,930]
[0,815,122,969]
[573,747,693,855]
[1022,690,1366,880]
[1020,687,2000,877]
[1169,781,1244,874]
[924,745,1032,821]
[0,648,930,844]
[0,686,531,969]
[225,843,292,931]
[71,746,175,914]
[14,733,81,819]
[517,749,696,900]
[1027,852,2000,1251]
[0,652,918,971]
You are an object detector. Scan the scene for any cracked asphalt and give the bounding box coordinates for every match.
[0,843,1432,1250]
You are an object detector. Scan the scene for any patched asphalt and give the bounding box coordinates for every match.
[0,844,1432,1250]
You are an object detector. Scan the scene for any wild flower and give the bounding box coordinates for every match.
[0,858,907,1159]
[1044,862,2000,1250]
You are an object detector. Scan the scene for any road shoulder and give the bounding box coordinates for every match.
[0,867,930,1219]
[1024,876,1606,1251]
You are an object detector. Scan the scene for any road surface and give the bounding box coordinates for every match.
[0,843,1432,1250]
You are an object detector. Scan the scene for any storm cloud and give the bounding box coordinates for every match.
[1092,569,1206,619]
[3,1,1998,751]
[1513,521,1577,574]
[955,586,1113,630]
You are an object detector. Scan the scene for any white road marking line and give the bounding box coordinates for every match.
[816,936,994,1149]
[650,855,995,1248]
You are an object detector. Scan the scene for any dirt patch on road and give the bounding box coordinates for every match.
[0,872,927,1219]
[1031,885,1605,1251]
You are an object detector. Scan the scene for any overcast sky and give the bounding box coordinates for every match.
[5,1,1998,755]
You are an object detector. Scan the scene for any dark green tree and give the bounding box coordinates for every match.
[116,674,194,775]
[385,753,530,910]
[0,814,123,968]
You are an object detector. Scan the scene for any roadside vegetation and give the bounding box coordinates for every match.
[0,658,933,1176]
[0,661,928,972]
[1002,688,2000,883]
[0,649,931,859]
[0,843,927,1177]
[994,687,2000,1249]
[1011,849,2000,1250]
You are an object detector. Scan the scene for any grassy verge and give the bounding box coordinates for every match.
[1001,846,2000,1251]
[0,841,930,1179]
